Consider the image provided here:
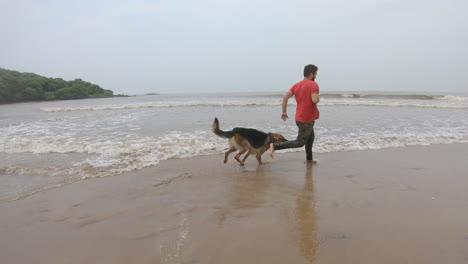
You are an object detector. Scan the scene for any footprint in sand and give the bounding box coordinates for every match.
[55,216,71,222]
[75,213,120,227]
[153,172,193,188]
[323,232,350,241]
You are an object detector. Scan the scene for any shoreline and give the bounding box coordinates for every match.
[1,142,466,203]
[0,94,135,105]
[1,143,468,263]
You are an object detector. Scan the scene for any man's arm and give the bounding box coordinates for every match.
[311,93,320,104]
[281,90,294,121]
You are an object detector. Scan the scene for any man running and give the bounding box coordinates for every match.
[270,64,320,164]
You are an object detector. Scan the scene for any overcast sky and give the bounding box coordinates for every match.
[1,0,467,94]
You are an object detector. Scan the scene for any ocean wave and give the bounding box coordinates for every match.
[39,102,280,112]
[437,95,468,101]
[321,93,468,101]
[2,128,467,177]
[39,98,468,112]
[0,129,225,177]
[321,93,437,100]
[320,99,468,108]
[1,122,467,202]
[2,108,468,192]
[225,92,468,101]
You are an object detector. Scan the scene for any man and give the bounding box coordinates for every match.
[270,64,320,164]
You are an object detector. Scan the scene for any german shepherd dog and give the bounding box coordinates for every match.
[212,117,287,165]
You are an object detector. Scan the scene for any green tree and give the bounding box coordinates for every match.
[56,87,73,100]
[70,84,87,98]
[87,84,101,95]
[43,92,57,100]
[0,81,9,103]
[0,68,117,103]
[22,87,40,100]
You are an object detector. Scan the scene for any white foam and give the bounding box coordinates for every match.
[320,99,468,109]
[40,101,280,112]
[437,95,468,101]
[4,93,468,201]
[2,124,467,179]
[340,93,367,98]
[39,98,468,112]
[2,108,468,191]
[0,125,226,180]
[4,128,467,202]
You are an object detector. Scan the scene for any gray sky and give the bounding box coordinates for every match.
[1,0,467,94]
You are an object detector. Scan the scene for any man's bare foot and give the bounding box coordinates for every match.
[269,143,275,158]
[305,160,318,165]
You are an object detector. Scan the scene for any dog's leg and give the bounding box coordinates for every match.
[235,150,248,166]
[256,153,263,165]
[241,152,251,163]
[224,148,236,164]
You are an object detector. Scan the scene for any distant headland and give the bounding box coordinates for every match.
[0,68,128,104]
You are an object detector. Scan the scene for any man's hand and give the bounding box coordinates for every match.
[281,113,288,121]
[281,91,293,120]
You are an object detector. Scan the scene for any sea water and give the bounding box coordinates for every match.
[1,92,467,201]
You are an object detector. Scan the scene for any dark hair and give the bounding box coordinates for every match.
[303,64,318,77]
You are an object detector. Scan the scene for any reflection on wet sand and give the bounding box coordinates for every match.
[294,165,319,263]
[216,164,320,263]
[217,168,270,225]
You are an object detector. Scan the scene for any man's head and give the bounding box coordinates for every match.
[303,64,318,81]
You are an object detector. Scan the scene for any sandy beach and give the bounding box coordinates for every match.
[1,143,468,264]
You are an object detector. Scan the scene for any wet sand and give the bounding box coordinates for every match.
[1,143,468,264]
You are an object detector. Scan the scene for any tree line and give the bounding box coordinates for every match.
[0,68,114,104]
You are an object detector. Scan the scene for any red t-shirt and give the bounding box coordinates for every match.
[290,80,320,123]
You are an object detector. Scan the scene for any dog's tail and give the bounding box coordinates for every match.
[212,117,236,138]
